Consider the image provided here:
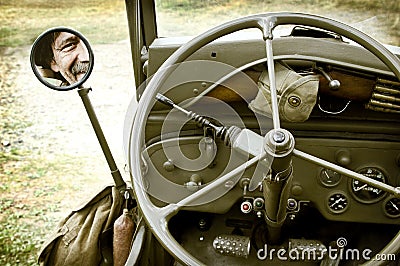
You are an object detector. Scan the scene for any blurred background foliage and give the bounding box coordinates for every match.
[156,0,399,44]
[0,0,399,47]
[0,0,128,47]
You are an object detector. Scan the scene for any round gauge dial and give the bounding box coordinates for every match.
[383,197,400,218]
[319,169,341,187]
[350,167,387,204]
[328,192,348,214]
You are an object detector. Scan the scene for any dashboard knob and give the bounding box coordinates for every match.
[163,159,175,171]
[253,198,264,210]
[317,66,341,91]
[329,79,341,90]
[335,149,351,166]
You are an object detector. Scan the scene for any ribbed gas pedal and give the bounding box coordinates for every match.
[212,234,250,258]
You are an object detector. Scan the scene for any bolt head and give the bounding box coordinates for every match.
[273,131,285,143]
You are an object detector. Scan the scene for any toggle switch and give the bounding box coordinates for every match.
[317,67,341,90]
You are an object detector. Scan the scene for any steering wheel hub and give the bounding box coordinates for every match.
[264,128,295,158]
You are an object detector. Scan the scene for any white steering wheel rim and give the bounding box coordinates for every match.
[128,12,400,265]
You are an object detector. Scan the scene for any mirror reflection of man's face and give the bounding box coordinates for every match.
[50,32,89,85]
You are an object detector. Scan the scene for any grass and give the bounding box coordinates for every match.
[0,153,98,264]
[0,165,59,265]
[0,80,49,264]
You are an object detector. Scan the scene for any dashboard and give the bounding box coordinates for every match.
[140,32,400,227]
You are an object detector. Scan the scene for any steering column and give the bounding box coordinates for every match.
[263,129,294,243]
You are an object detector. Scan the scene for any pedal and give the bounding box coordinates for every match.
[212,234,250,258]
[288,238,327,261]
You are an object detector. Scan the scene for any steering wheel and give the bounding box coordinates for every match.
[127,12,400,265]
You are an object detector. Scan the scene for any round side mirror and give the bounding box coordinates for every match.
[30,27,94,91]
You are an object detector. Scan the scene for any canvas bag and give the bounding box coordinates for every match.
[249,62,319,122]
[38,185,125,266]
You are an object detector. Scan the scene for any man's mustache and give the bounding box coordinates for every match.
[71,61,89,75]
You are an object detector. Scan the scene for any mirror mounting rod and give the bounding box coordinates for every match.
[78,88,126,189]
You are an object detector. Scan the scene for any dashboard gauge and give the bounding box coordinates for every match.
[328,192,348,214]
[350,167,387,204]
[319,169,341,187]
[383,197,400,218]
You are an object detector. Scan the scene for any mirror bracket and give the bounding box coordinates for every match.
[76,87,127,190]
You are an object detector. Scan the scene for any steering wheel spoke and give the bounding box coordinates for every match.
[265,37,281,130]
[178,152,267,206]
